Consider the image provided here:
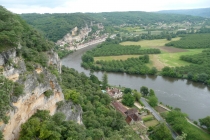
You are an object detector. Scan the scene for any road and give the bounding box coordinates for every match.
[140,98,177,139]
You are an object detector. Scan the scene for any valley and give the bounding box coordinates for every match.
[1,4,210,140]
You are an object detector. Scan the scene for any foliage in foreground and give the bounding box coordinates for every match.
[199,116,210,132]
[150,123,172,140]
[166,110,206,140]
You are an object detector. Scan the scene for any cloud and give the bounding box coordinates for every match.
[1,0,210,13]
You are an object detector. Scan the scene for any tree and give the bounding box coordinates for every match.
[175,132,187,140]
[150,123,172,140]
[148,95,158,107]
[167,35,172,41]
[133,91,141,101]
[122,93,135,107]
[64,89,80,104]
[199,116,210,132]
[102,72,108,89]
[124,88,132,94]
[0,131,3,140]
[140,86,149,96]
[149,89,155,96]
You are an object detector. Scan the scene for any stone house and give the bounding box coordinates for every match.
[107,87,123,99]
[125,108,142,125]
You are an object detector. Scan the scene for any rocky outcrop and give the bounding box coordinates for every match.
[56,102,83,124]
[0,49,82,140]
[48,51,61,73]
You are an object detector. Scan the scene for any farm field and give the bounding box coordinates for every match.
[119,38,203,70]
[120,38,181,49]
[94,55,140,61]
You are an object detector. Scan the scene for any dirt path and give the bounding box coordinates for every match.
[134,102,143,109]
[150,55,166,70]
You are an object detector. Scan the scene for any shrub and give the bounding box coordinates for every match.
[44,90,53,98]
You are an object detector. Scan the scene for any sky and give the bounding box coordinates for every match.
[0,0,210,14]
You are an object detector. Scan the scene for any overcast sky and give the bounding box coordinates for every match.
[0,0,210,13]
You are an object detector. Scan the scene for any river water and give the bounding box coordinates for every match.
[62,44,210,121]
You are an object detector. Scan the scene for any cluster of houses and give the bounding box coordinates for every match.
[112,101,148,135]
[106,87,123,99]
[104,87,148,137]
[56,22,105,50]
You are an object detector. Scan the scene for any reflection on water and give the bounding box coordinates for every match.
[61,44,210,121]
[186,80,207,90]
[147,75,158,81]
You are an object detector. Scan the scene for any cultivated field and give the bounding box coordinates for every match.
[120,38,181,48]
[94,55,140,61]
[120,38,204,70]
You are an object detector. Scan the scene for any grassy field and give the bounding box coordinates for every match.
[189,124,210,140]
[157,49,203,68]
[120,38,180,48]
[94,55,140,61]
[94,38,204,70]
[144,120,159,127]
[119,38,204,70]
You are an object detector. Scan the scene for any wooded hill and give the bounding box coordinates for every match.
[21,11,206,42]
[158,7,210,18]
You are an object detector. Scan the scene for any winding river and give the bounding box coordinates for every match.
[62,44,210,121]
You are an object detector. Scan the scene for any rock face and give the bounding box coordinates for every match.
[0,49,82,140]
[56,102,83,124]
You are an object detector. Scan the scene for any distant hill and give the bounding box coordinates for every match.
[21,11,205,42]
[158,7,210,18]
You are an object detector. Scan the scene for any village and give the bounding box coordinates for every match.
[103,86,171,140]
[56,22,108,51]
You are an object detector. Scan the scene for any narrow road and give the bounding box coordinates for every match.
[140,98,177,139]
[141,98,164,122]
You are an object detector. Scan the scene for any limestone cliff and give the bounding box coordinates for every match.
[0,49,82,140]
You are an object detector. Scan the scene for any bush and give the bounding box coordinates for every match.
[44,90,53,98]
[143,116,154,122]
[56,101,65,109]
[13,82,24,97]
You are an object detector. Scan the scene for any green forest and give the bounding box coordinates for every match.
[21,11,207,42]
[165,34,210,49]
[21,13,95,42]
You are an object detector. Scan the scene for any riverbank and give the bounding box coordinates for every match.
[69,37,107,51]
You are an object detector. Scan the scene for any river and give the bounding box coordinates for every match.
[61,44,210,121]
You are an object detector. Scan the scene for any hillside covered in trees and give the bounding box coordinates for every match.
[21,11,206,42]
[158,7,210,18]
[21,13,95,42]
[0,6,142,139]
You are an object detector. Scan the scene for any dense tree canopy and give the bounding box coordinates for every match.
[165,34,210,49]
[199,116,210,132]
[150,123,172,140]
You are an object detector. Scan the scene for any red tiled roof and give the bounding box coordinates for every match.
[112,101,127,116]
[125,108,138,115]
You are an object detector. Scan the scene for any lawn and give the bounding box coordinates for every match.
[188,123,210,140]
[158,49,204,68]
[94,55,140,61]
[144,120,159,127]
[120,38,181,48]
